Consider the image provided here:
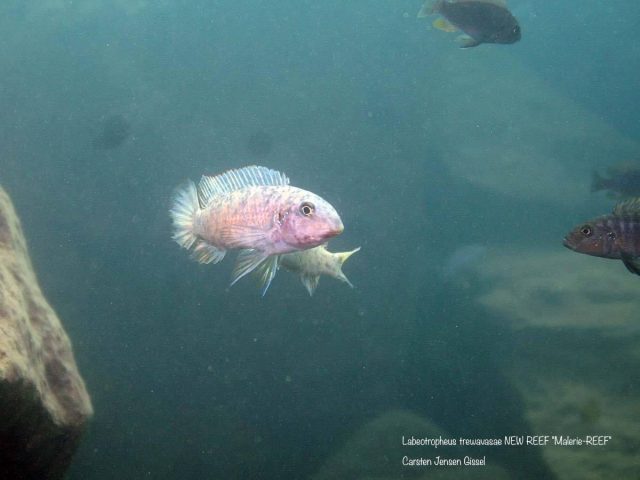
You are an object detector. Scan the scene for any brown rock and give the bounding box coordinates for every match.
[0,187,92,479]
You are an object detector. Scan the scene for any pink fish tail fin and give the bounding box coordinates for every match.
[170,180,200,250]
[418,0,443,18]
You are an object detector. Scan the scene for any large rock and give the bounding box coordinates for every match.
[0,187,92,479]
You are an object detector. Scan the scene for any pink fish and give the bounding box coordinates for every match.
[170,165,344,294]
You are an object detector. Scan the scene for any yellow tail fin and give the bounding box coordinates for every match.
[336,247,361,265]
[433,17,458,33]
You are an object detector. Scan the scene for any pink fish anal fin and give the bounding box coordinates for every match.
[190,240,226,264]
[232,250,280,295]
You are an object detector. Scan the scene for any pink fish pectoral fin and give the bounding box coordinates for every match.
[252,254,281,295]
[257,255,280,296]
[232,250,279,295]
[219,224,268,249]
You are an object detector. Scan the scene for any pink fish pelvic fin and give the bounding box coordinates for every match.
[232,249,280,296]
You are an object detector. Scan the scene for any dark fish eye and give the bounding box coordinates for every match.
[580,225,593,237]
[607,231,616,240]
[300,202,315,217]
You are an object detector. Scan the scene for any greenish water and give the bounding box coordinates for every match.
[1,1,639,479]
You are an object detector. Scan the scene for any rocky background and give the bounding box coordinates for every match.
[1,1,639,479]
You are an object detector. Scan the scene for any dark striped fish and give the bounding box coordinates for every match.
[563,198,640,275]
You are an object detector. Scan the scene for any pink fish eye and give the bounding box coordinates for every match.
[299,202,315,217]
[580,225,593,237]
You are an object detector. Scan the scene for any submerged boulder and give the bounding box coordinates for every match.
[474,249,640,330]
[421,50,640,206]
[0,187,92,479]
[470,248,640,479]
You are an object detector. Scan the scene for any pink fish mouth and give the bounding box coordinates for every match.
[294,219,344,247]
[318,229,343,243]
[297,224,344,247]
[328,220,344,237]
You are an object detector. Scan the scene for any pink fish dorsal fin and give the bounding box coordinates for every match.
[197,165,290,206]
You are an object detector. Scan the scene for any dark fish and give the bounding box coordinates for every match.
[418,0,521,48]
[92,114,131,150]
[563,198,640,275]
[591,164,640,198]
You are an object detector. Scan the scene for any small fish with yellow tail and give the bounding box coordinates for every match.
[563,198,640,275]
[170,165,344,294]
[278,245,360,296]
[418,0,521,48]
